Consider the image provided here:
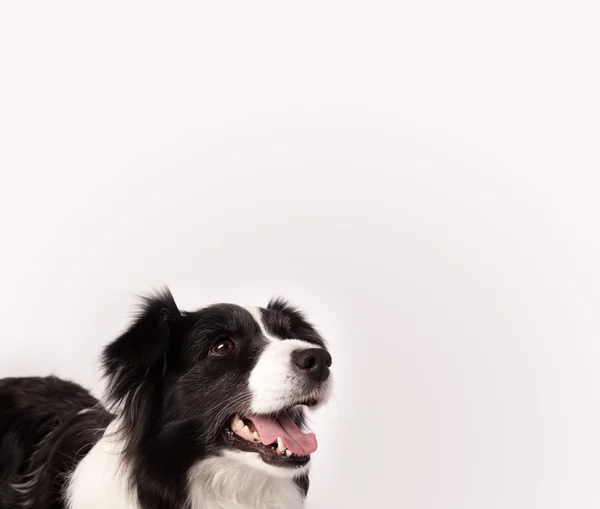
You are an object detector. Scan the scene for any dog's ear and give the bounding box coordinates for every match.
[102,288,181,408]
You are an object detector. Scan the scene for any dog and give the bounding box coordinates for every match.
[0,290,333,509]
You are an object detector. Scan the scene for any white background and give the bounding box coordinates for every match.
[1,2,599,508]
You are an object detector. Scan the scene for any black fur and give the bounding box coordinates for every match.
[262,298,325,347]
[0,376,113,508]
[0,290,328,509]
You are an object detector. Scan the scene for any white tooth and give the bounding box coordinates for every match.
[232,415,244,431]
[285,449,293,457]
[243,425,251,436]
[277,437,285,452]
[253,431,260,441]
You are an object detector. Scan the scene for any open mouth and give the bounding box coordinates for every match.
[222,401,319,468]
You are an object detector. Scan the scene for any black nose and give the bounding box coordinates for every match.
[292,348,332,383]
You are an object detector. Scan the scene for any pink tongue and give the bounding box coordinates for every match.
[249,413,318,456]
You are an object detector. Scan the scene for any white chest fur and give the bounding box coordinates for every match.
[66,423,304,509]
[188,456,304,509]
[66,423,139,509]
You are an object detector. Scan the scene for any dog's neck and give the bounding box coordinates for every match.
[67,421,304,509]
[188,456,304,509]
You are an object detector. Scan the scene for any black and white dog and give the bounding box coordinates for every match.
[0,290,333,509]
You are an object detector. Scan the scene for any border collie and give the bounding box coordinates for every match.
[0,290,333,509]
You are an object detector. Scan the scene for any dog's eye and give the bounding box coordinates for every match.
[210,339,236,356]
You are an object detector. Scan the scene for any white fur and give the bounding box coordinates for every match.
[221,448,310,479]
[246,306,269,336]
[66,421,305,509]
[188,452,304,509]
[245,307,330,415]
[248,338,325,414]
[66,421,138,509]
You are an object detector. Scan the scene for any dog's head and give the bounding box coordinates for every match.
[102,289,332,479]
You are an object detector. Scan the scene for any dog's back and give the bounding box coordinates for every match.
[0,376,113,509]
